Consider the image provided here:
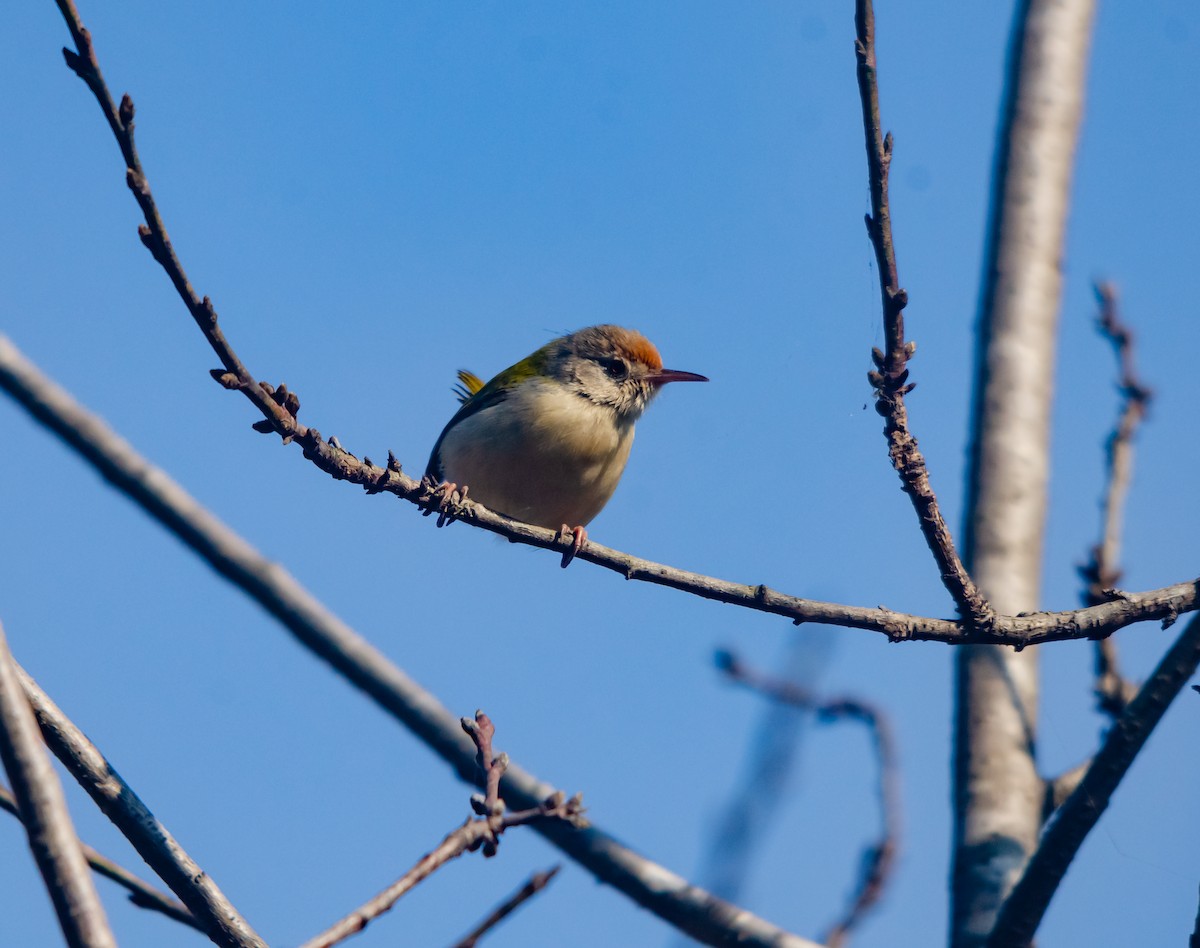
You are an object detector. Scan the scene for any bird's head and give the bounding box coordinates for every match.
[545,325,708,420]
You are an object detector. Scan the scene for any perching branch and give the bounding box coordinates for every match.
[0,784,201,933]
[718,652,899,947]
[1079,282,1152,719]
[48,0,1200,649]
[854,0,993,630]
[0,622,116,948]
[988,609,1200,946]
[0,337,1193,649]
[298,714,584,948]
[15,663,265,948]
[450,866,562,948]
[0,336,817,948]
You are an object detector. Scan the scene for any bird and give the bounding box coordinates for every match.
[425,324,707,565]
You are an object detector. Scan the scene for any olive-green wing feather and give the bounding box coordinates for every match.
[425,344,554,480]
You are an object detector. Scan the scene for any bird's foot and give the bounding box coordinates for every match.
[557,524,588,568]
[420,477,469,527]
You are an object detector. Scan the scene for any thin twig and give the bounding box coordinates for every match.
[854,0,993,630]
[719,652,900,947]
[298,713,585,948]
[450,865,562,948]
[1079,282,1152,719]
[15,663,265,948]
[988,609,1200,946]
[0,784,201,932]
[0,622,116,948]
[0,334,817,948]
[0,336,1194,650]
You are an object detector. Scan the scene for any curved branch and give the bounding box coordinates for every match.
[1,334,1195,652]
[719,652,899,947]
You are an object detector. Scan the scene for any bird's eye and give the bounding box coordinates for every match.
[601,358,628,380]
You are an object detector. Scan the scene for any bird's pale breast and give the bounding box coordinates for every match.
[436,379,635,528]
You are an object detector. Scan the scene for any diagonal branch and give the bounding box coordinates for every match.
[0,621,116,948]
[854,0,993,629]
[988,609,1200,945]
[0,336,815,948]
[16,664,265,948]
[0,784,201,932]
[1079,282,1152,719]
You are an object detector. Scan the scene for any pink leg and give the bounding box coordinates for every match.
[558,524,588,568]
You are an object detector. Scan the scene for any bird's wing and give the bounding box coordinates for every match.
[424,345,553,480]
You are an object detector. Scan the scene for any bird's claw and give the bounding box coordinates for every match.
[421,477,468,527]
[557,524,588,568]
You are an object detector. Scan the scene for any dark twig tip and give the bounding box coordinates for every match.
[118,94,135,127]
[62,47,85,75]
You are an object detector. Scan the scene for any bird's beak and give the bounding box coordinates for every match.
[646,368,709,386]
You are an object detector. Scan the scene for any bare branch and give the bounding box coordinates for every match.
[988,609,1200,946]
[0,334,1194,650]
[48,0,1198,648]
[15,664,265,948]
[1080,282,1153,718]
[450,866,562,948]
[854,0,992,629]
[0,784,201,932]
[0,622,116,948]
[298,714,585,948]
[719,652,899,946]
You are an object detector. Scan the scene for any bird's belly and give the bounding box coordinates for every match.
[437,392,634,529]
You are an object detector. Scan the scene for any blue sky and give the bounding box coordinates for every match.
[2,3,1199,946]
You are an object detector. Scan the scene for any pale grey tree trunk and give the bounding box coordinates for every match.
[952,0,1096,945]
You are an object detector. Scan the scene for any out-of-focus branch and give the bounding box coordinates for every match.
[989,609,1200,946]
[15,664,265,948]
[0,784,200,932]
[854,0,992,629]
[718,651,899,946]
[298,714,585,948]
[450,865,562,948]
[1,336,1194,650]
[1079,282,1153,719]
[0,623,116,948]
[45,3,1199,649]
[0,343,814,948]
